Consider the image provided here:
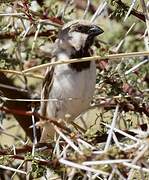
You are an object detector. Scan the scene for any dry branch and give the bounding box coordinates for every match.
[23,51,149,73]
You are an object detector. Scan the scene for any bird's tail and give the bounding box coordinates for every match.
[39,121,56,142]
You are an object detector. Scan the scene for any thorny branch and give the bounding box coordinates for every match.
[113,0,145,22]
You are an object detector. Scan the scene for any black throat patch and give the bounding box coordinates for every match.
[69,48,92,72]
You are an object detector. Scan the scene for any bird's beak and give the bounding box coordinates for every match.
[89,25,104,36]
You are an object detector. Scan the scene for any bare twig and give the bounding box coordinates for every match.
[31,107,37,156]
[104,104,119,152]
[59,158,109,175]
[54,126,83,155]
[124,0,137,22]
[0,165,27,175]
[23,51,149,73]
[140,0,149,50]
[125,58,149,75]
[83,0,91,19]
[90,0,107,22]
[0,69,43,79]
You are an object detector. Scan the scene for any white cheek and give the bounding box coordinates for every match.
[69,32,88,51]
[57,51,70,60]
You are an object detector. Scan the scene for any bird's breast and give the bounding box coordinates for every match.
[54,62,96,97]
[47,62,96,119]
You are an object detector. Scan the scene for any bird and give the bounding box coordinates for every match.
[39,20,104,142]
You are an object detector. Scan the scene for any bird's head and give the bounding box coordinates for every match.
[56,20,104,56]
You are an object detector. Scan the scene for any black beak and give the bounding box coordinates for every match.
[88,25,104,36]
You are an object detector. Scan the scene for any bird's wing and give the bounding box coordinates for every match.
[40,65,54,117]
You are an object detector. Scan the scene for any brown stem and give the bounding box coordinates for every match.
[114,0,145,22]
[0,30,56,40]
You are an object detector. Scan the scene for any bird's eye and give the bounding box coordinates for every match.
[76,26,84,32]
[75,25,91,34]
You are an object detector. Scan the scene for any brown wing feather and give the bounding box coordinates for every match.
[40,66,54,117]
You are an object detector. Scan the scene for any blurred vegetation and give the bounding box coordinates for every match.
[0,0,148,179]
